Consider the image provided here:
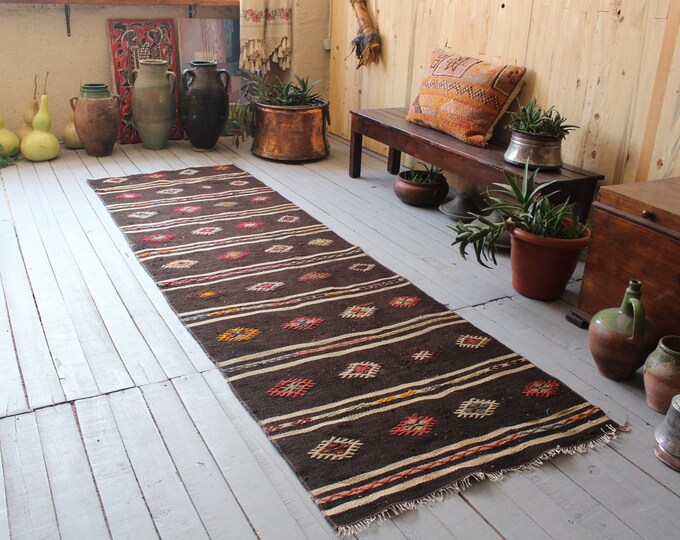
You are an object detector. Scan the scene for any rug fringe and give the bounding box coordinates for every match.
[334,423,626,536]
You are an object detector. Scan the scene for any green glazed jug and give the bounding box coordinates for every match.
[588,280,658,380]
[644,336,680,413]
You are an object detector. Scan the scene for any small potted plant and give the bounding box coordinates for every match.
[452,162,590,301]
[245,72,330,161]
[504,98,578,168]
[393,161,449,207]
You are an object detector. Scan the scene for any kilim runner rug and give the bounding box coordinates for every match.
[90,164,623,534]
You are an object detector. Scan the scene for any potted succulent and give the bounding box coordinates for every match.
[504,98,578,168]
[240,72,330,161]
[452,162,590,301]
[393,161,449,207]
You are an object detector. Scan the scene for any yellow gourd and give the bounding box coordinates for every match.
[18,98,39,141]
[61,111,83,149]
[20,95,60,162]
[0,115,20,157]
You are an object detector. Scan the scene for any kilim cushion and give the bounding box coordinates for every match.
[406,49,527,147]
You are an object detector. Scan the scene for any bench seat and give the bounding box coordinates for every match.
[349,107,604,219]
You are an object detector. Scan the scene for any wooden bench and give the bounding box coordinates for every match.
[349,107,604,219]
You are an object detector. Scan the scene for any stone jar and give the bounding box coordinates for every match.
[71,83,119,156]
[588,280,658,380]
[131,59,177,150]
[644,336,680,413]
[180,61,229,151]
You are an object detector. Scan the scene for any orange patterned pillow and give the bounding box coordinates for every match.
[406,49,527,147]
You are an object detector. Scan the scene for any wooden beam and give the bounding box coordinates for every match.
[1,1,239,6]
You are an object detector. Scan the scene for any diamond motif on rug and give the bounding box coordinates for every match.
[278,215,300,223]
[215,201,239,208]
[157,188,183,195]
[128,211,157,219]
[217,327,260,342]
[178,168,198,175]
[142,233,176,243]
[390,414,437,436]
[282,317,324,331]
[456,334,491,349]
[340,304,376,319]
[523,380,561,398]
[103,177,127,184]
[348,263,375,272]
[192,226,222,236]
[230,180,249,186]
[237,221,264,229]
[218,250,251,261]
[390,296,421,309]
[174,205,202,214]
[246,281,284,292]
[116,192,142,199]
[339,361,381,379]
[308,437,363,461]
[250,195,272,203]
[298,271,331,281]
[455,398,499,418]
[162,259,198,269]
[308,238,334,246]
[267,378,316,398]
[265,244,293,254]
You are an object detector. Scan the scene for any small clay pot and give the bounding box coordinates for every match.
[393,171,449,207]
[644,336,680,413]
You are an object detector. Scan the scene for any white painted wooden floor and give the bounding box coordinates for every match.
[1,135,678,540]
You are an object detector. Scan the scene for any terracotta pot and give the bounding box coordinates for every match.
[644,336,680,413]
[393,171,449,207]
[71,83,119,157]
[589,280,658,380]
[509,226,590,301]
[180,61,229,151]
[251,101,330,161]
[131,59,177,150]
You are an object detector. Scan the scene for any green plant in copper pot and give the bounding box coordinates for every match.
[505,98,578,139]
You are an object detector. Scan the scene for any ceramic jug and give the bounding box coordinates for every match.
[180,61,229,151]
[131,59,177,150]
[644,336,680,413]
[71,83,119,156]
[588,280,658,380]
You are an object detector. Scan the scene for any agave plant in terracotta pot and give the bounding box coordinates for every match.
[452,162,590,301]
[393,162,449,207]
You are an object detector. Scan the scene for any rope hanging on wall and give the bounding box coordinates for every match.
[349,0,381,68]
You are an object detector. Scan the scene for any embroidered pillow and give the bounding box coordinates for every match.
[406,49,527,147]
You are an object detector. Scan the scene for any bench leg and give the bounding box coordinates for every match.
[387,148,401,174]
[349,131,363,178]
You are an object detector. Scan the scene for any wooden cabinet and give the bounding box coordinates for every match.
[572,178,680,337]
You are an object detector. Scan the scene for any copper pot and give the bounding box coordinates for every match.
[251,100,330,161]
[504,130,563,169]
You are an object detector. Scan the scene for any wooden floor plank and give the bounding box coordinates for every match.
[35,404,110,539]
[75,396,160,540]
[3,162,100,401]
[176,372,324,540]
[140,381,258,540]
[0,446,10,540]
[0,180,65,410]
[0,414,59,540]
[0,272,29,417]
[107,388,210,540]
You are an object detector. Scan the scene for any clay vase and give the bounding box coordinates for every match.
[180,61,229,151]
[71,83,119,156]
[392,171,449,207]
[20,95,60,162]
[131,59,177,150]
[644,336,680,413]
[588,280,658,380]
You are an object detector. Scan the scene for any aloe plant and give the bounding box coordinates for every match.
[506,98,578,139]
[452,162,587,267]
[403,162,445,184]
[248,72,324,107]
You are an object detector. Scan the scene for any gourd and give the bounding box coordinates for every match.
[61,111,83,149]
[0,115,20,157]
[20,95,60,162]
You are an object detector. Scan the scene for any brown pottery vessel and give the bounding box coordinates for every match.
[644,336,680,413]
[588,280,658,380]
[392,171,449,207]
[71,83,120,157]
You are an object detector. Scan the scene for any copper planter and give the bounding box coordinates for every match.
[251,100,330,161]
[504,131,563,169]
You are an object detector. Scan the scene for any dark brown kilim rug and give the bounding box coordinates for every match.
[90,165,623,534]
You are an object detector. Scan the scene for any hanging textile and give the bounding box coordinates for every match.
[239,0,292,73]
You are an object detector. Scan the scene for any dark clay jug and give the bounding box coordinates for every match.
[180,61,229,151]
[588,280,657,380]
[71,83,120,157]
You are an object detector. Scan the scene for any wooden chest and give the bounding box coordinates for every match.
[572,177,680,337]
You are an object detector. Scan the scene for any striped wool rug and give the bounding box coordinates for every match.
[90,164,623,534]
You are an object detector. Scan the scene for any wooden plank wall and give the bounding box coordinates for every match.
[329,0,680,185]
